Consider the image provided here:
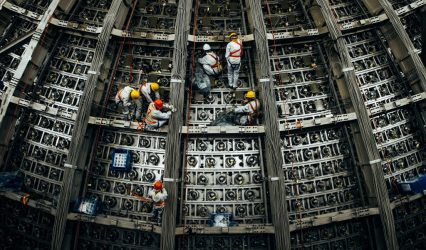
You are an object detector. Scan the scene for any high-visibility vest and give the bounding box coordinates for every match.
[145,103,158,125]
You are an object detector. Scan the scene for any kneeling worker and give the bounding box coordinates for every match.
[233,90,260,125]
[198,44,222,77]
[115,86,142,120]
[144,99,175,130]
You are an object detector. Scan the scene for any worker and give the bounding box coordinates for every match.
[147,180,168,223]
[144,99,175,130]
[115,86,142,120]
[225,32,243,90]
[231,90,260,125]
[138,81,161,112]
[198,44,222,77]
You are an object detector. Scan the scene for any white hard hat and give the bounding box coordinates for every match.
[203,44,211,51]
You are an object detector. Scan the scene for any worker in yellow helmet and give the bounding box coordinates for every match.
[115,86,142,120]
[138,81,161,113]
[225,32,243,90]
[230,90,260,125]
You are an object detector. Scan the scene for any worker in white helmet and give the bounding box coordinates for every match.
[198,44,222,77]
[115,86,142,120]
[225,32,243,90]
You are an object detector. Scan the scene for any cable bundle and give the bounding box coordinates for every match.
[51,0,123,249]
[316,1,398,249]
[377,0,426,92]
[160,0,193,249]
[248,1,291,249]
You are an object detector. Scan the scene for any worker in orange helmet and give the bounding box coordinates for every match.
[148,180,168,223]
[144,99,176,130]
[225,32,243,90]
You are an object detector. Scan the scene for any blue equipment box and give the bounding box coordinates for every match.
[399,175,426,194]
[111,149,132,172]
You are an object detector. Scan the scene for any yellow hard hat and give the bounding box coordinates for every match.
[130,89,140,99]
[229,32,238,38]
[245,90,256,99]
[151,82,160,91]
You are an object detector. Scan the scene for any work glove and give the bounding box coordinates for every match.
[169,104,177,112]
[227,107,235,113]
[124,102,132,107]
[167,111,172,116]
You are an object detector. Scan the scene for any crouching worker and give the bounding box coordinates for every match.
[232,90,260,125]
[198,43,222,77]
[147,180,167,223]
[115,86,142,120]
[144,99,175,130]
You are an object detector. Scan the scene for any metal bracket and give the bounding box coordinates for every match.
[369,159,382,164]
[64,163,80,170]
[342,67,354,72]
[163,178,179,182]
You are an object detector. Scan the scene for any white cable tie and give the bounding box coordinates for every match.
[270,177,279,181]
[342,67,354,72]
[369,159,381,164]
[171,79,183,83]
[163,177,178,182]
[64,163,78,169]
[259,78,270,83]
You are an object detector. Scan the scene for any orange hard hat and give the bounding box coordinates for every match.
[153,180,163,190]
[154,99,163,110]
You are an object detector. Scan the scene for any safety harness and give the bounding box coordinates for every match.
[247,99,260,124]
[209,53,220,68]
[229,40,243,58]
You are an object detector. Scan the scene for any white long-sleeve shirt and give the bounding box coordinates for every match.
[198,51,222,76]
[225,39,243,64]
[235,99,260,114]
[115,86,135,106]
[139,82,160,103]
[148,188,168,208]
